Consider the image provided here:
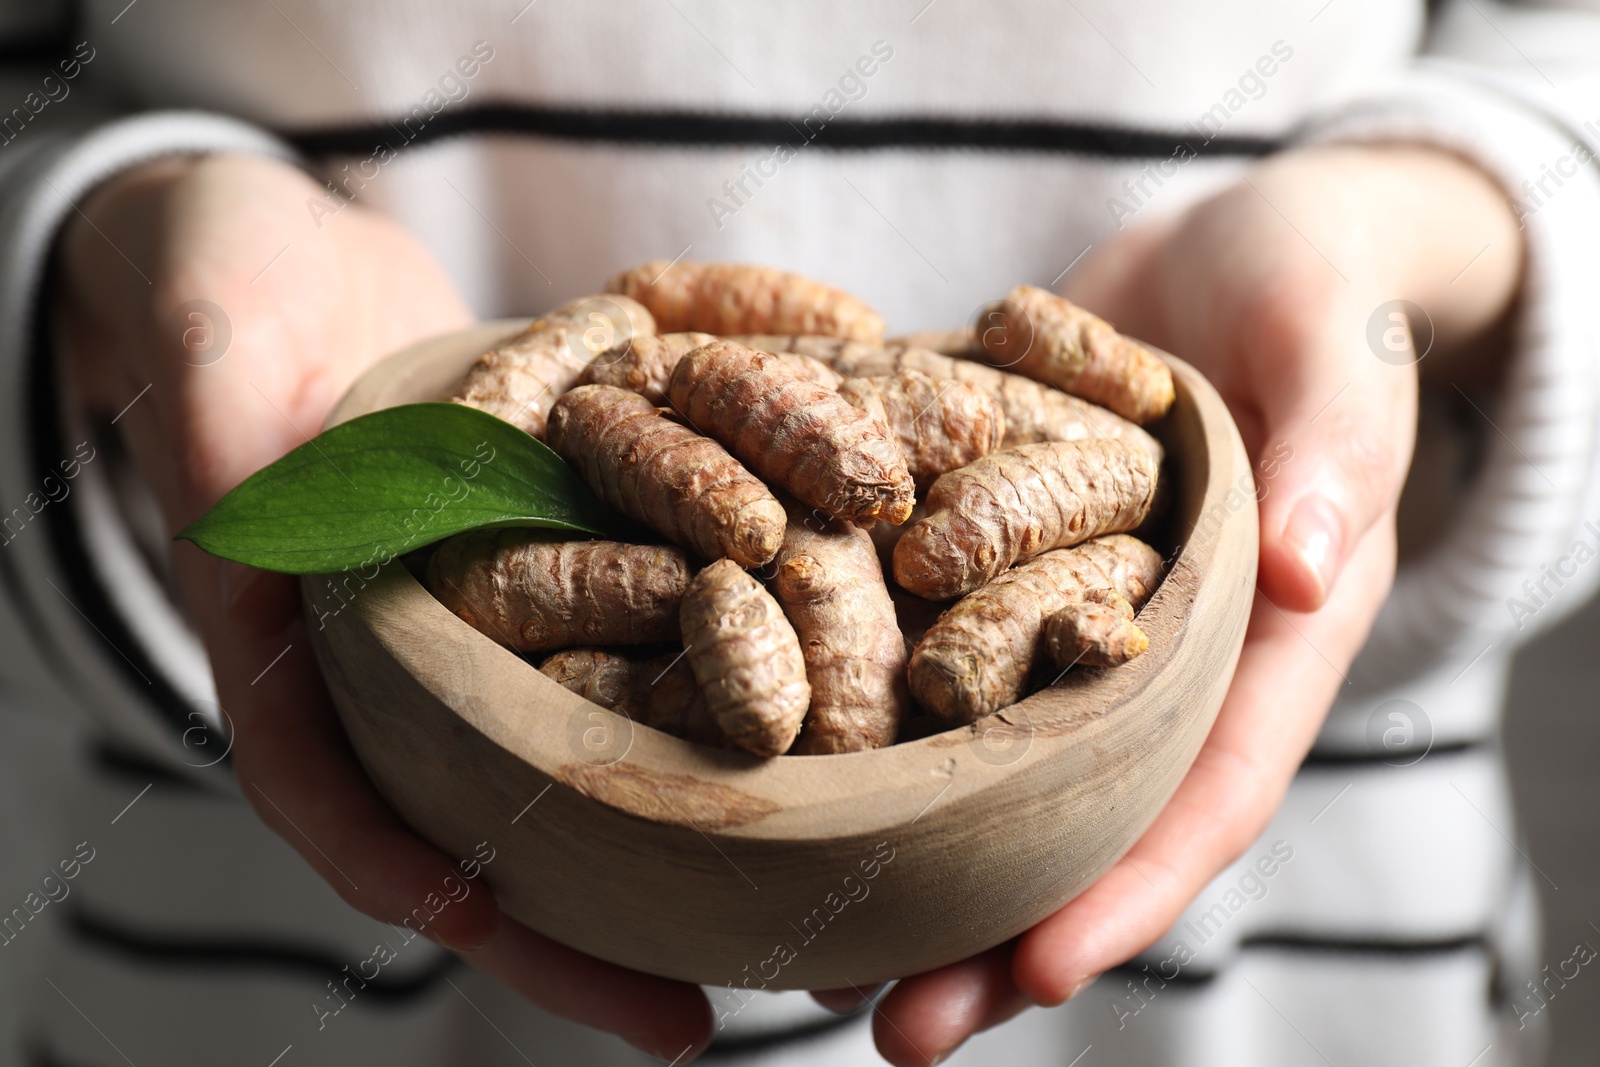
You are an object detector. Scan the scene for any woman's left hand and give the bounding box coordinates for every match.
[845,143,1524,1066]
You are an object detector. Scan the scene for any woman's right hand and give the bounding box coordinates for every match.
[55,152,715,1061]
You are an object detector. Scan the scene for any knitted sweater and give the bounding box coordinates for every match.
[1,3,1597,1064]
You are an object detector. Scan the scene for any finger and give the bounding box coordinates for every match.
[1067,202,1417,615]
[1233,277,1417,613]
[467,920,713,1062]
[1012,519,1395,1004]
[211,563,500,952]
[811,983,885,1014]
[218,575,710,1060]
[872,946,1030,1067]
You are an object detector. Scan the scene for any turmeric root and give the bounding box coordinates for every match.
[886,327,982,357]
[838,370,1005,490]
[580,332,718,403]
[734,336,1158,456]
[681,559,811,756]
[778,351,843,391]
[894,438,1159,600]
[908,535,1164,723]
[539,648,724,746]
[668,341,915,525]
[728,334,886,367]
[583,332,839,405]
[770,500,910,754]
[426,532,689,653]
[607,261,885,343]
[868,501,925,574]
[1044,588,1149,667]
[450,294,655,437]
[979,285,1174,424]
[546,385,786,567]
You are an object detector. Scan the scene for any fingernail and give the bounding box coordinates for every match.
[1282,495,1344,606]
[816,982,885,1014]
[1065,974,1099,1000]
[420,906,499,954]
[422,925,494,955]
[850,983,887,1010]
[443,929,497,953]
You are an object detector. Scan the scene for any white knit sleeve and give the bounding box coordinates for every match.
[1295,0,1600,694]
[0,112,296,774]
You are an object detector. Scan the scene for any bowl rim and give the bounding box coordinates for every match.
[307,320,1256,845]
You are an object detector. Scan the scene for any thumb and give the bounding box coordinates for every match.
[1250,298,1418,613]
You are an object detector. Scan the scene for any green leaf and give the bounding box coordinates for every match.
[176,402,635,573]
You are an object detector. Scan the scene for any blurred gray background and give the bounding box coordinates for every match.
[1505,591,1600,1065]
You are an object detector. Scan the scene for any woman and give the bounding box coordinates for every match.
[2,1,1594,1063]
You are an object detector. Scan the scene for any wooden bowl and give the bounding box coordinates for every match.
[304,320,1258,990]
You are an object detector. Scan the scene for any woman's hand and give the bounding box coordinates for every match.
[867,144,1524,1065]
[55,153,714,1061]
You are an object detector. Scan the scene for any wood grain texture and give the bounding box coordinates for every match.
[301,319,1258,989]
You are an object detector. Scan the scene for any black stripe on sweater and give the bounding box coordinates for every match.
[66,909,458,1003]
[1299,739,1487,768]
[90,742,209,791]
[285,104,1282,160]
[1106,932,1490,988]
[0,9,75,65]
[25,284,201,754]
[1243,932,1488,957]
